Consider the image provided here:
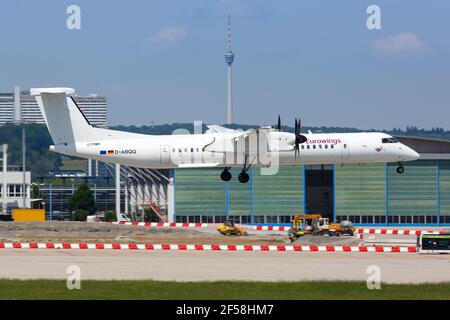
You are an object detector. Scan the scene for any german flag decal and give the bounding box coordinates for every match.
[100,150,115,155]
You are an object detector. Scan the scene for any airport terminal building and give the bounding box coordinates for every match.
[172,136,450,226]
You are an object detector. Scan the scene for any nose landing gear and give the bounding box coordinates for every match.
[396,163,404,174]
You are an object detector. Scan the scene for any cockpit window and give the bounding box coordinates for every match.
[382,137,399,143]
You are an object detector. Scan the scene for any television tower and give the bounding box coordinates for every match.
[225,15,235,124]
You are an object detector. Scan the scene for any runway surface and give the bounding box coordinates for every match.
[0,250,449,283]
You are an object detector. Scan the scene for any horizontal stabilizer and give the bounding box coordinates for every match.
[30,88,75,96]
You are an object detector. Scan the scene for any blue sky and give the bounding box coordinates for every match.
[1,0,449,129]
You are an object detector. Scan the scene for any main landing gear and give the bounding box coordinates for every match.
[396,162,404,174]
[221,158,252,183]
[238,157,251,183]
[238,170,250,183]
[220,168,249,183]
[220,168,232,182]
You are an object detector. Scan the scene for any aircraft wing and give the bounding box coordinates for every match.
[178,163,223,168]
[205,125,236,134]
[204,127,273,153]
[231,127,272,143]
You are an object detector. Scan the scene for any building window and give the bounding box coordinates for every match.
[253,216,265,224]
[215,216,227,223]
[241,215,251,224]
[279,215,291,223]
[265,216,278,223]
[5,184,27,198]
[8,185,14,197]
[229,216,241,223]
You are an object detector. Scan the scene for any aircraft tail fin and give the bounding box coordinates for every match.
[31,88,93,146]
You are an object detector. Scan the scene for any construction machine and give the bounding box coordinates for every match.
[293,214,355,236]
[288,214,305,242]
[217,220,246,236]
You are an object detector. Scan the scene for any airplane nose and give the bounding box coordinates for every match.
[410,149,420,160]
[401,145,420,161]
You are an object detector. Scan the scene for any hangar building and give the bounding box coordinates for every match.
[172,136,450,226]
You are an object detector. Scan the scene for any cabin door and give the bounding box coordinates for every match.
[160,145,170,164]
[341,141,349,160]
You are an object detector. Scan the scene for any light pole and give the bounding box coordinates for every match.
[22,127,26,208]
[2,144,7,214]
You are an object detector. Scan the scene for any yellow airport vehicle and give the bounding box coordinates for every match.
[12,209,46,222]
[293,214,355,236]
[325,220,356,236]
[288,214,305,242]
[217,220,246,236]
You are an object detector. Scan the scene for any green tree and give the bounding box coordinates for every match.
[31,184,40,209]
[68,183,96,221]
[0,124,62,179]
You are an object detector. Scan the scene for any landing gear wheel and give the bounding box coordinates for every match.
[220,169,232,182]
[238,171,250,183]
[396,166,404,174]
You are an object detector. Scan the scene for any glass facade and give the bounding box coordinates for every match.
[175,166,305,223]
[387,161,437,224]
[253,166,304,216]
[174,160,450,225]
[439,161,450,224]
[228,168,252,217]
[335,163,386,224]
[174,168,226,219]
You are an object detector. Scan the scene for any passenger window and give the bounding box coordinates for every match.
[190,148,194,152]
[325,145,328,149]
[319,145,322,149]
[331,144,334,149]
[196,148,199,152]
[178,148,182,153]
[301,145,304,149]
[344,144,347,148]
[184,148,187,152]
[307,145,310,149]
[172,148,175,153]
[313,145,316,149]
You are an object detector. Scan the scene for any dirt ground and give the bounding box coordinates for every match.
[0,221,363,246]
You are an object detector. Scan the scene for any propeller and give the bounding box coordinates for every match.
[294,118,308,158]
[276,115,282,131]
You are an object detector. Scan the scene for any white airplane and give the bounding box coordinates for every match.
[31,87,420,183]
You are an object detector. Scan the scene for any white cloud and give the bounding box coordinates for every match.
[372,32,426,55]
[146,26,187,46]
